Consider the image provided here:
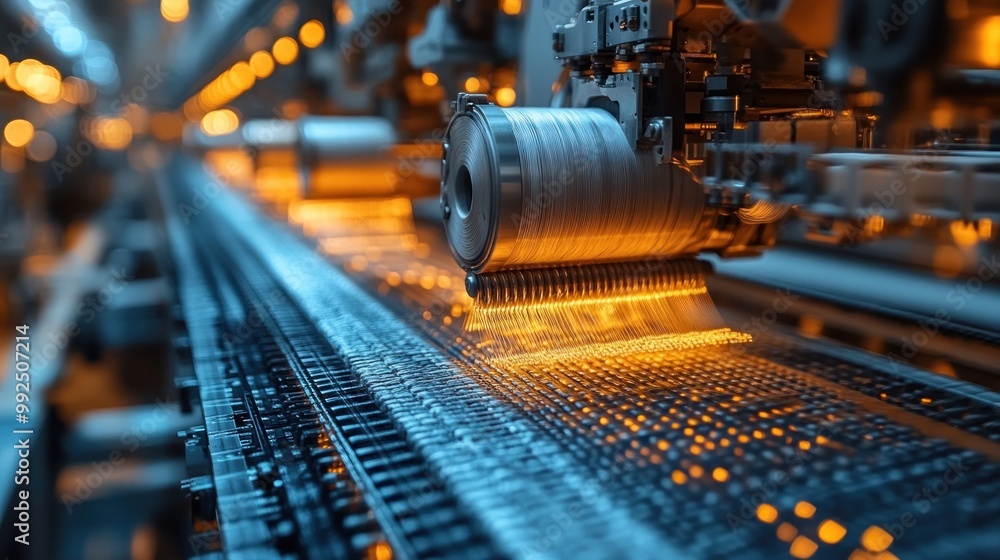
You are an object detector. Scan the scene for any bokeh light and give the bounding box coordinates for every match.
[161,0,189,23]
[272,37,299,65]
[299,20,325,49]
[4,120,35,148]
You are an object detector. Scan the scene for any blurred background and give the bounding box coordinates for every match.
[1,1,1000,560]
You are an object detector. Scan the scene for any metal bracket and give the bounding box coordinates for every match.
[645,117,673,165]
[452,92,490,116]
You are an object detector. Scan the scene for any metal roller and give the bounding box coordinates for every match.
[441,96,712,279]
[294,116,439,199]
[441,95,768,360]
[298,116,397,163]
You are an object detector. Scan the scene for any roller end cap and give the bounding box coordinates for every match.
[465,273,480,298]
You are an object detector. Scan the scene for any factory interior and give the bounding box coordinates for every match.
[2,0,1000,559]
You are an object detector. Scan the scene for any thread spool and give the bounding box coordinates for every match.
[442,99,755,359]
[442,103,711,281]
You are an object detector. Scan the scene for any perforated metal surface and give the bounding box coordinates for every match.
[165,158,1000,560]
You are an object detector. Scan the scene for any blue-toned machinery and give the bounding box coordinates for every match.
[2,2,1000,560]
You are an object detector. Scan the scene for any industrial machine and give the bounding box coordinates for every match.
[2,1,999,560]
[442,0,1000,282]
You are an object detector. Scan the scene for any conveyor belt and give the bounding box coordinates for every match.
[163,156,1000,560]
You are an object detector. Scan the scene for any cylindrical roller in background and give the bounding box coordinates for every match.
[298,116,439,199]
[441,99,711,275]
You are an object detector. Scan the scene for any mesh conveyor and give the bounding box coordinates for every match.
[163,156,1000,560]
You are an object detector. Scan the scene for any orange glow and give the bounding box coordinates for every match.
[1,144,24,173]
[861,526,893,552]
[421,71,439,86]
[465,263,750,364]
[299,20,325,48]
[183,99,202,121]
[229,62,256,89]
[13,59,62,104]
[756,504,778,523]
[930,101,954,129]
[5,62,22,91]
[795,502,816,519]
[150,112,184,141]
[281,99,308,119]
[15,59,40,83]
[950,221,979,247]
[0,55,8,83]
[335,2,353,25]
[88,117,133,151]
[4,119,34,148]
[671,470,687,485]
[290,198,417,254]
[189,57,263,116]
[464,76,482,92]
[711,467,729,482]
[306,163,410,198]
[495,86,516,107]
[61,77,95,105]
[932,245,965,277]
[272,37,299,65]
[25,75,61,104]
[254,167,302,204]
[789,536,818,559]
[500,0,522,15]
[799,314,824,337]
[161,0,189,23]
[776,522,798,542]
[980,16,1000,67]
[123,103,150,135]
[200,109,240,136]
[250,51,275,78]
[818,519,847,544]
[368,541,392,560]
[980,218,993,240]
